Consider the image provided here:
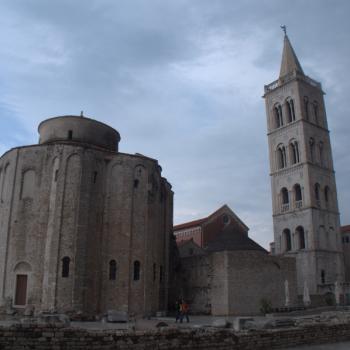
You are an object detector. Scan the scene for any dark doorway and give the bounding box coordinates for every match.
[15,274,28,306]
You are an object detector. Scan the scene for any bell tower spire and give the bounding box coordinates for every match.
[279,32,304,78]
[263,31,344,300]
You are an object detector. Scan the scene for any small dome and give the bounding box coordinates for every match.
[38,115,120,151]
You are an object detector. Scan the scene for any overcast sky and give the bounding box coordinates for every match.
[1,0,349,249]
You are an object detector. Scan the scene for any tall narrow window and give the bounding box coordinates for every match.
[281,187,289,212]
[315,183,320,205]
[20,169,35,199]
[286,99,295,122]
[281,188,289,204]
[319,142,324,166]
[309,138,315,162]
[324,186,330,204]
[321,270,325,284]
[277,145,287,169]
[290,141,300,164]
[274,104,283,128]
[294,184,302,201]
[303,96,309,120]
[109,260,117,280]
[313,102,319,125]
[283,229,292,252]
[295,142,300,163]
[294,184,302,209]
[68,130,73,140]
[133,260,140,281]
[296,226,306,249]
[62,257,70,278]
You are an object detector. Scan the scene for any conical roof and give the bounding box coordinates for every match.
[205,225,267,253]
[279,35,304,78]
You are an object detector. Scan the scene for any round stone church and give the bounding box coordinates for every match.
[0,115,173,317]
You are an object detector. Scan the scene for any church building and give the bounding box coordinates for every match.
[0,115,173,317]
[263,32,344,298]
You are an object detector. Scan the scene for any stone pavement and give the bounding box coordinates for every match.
[283,342,350,350]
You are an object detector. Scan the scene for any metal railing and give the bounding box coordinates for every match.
[264,71,322,93]
[295,200,303,209]
[281,203,290,212]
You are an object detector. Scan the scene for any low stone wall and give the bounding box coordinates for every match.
[1,322,350,349]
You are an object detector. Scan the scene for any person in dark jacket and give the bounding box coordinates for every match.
[175,299,181,323]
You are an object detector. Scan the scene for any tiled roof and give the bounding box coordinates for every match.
[173,218,206,231]
[205,225,267,253]
[174,204,248,232]
[341,225,350,233]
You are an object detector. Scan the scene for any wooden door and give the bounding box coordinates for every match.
[15,274,27,306]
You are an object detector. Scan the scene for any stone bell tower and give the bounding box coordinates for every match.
[263,31,344,296]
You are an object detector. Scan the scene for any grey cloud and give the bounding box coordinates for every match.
[1,0,350,248]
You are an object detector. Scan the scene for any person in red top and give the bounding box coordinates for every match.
[180,300,190,323]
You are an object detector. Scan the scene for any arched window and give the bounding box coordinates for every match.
[296,226,306,249]
[62,257,70,278]
[319,142,324,166]
[303,96,309,120]
[290,141,300,164]
[20,169,35,199]
[281,188,289,204]
[293,184,303,209]
[313,101,319,125]
[277,145,287,169]
[281,187,289,212]
[286,98,296,122]
[309,138,315,162]
[324,186,330,204]
[1,163,10,201]
[283,229,292,252]
[133,260,141,281]
[109,260,117,280]
[274,104,283,128]
[314,183,320,206]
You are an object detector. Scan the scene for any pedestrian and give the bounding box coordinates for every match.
[175,299,181,323]
[180,300,190,323]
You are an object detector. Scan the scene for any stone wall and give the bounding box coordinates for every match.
[0,128,173,317]
[181,255,211,314]
[181,250,297,316]
[1,323,350,349]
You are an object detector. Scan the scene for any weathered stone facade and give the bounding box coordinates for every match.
[342,226,350,283]
[0,115,173,317]
[176,208,297,316]
[181,248,297,316]
[264,35,344,296]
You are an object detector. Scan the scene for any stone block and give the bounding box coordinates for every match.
[106,310,129,323]
[212,318,231,328]
[24,305,35,316]
[233,317,254,331]
[38,314,70,325]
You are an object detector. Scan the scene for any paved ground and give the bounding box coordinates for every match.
[2,314,350,349]
[283,342,350,350]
